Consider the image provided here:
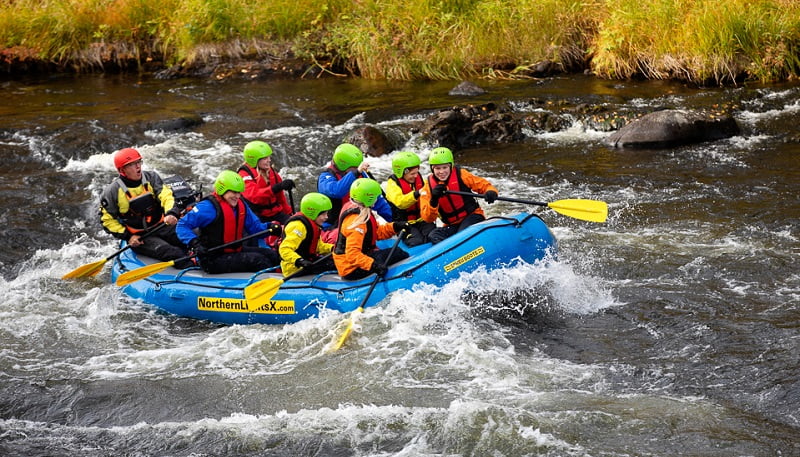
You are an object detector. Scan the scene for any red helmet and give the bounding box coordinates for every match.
[114,148,142,171]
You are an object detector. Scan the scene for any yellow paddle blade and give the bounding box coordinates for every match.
[62,259,107,279]
[243,278,285,304]
[115,260,175,286]
[548,199,608,223]
[327,308,363,352]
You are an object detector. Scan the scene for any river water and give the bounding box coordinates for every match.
[1,73,798,456]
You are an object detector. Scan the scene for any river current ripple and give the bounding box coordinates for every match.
[0,75,798,456]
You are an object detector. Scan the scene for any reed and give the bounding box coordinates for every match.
[1,0,798,83]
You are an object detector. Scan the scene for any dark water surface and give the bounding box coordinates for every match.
[1,74,798,456]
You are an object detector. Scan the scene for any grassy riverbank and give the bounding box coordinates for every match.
[2,0,798,84]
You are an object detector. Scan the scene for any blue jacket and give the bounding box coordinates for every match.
[317,169,393,229]
[176,197,270,246]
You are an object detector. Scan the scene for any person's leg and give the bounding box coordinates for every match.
[371,246,409,267]
[457,213,486,232]
[428,224,458,244]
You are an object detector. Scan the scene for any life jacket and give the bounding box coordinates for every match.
[333,201,378,255]
[285,212,321,258]
[117,174,164,233]
[321,164,352,226]
[237,164,284,215]
[199,193,247,253]
[428,166,479,225]
[388,174,424,221]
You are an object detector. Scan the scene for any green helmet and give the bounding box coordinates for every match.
[332,143,363,171]
[243,141,273,168]
[214,170,245,195]
[428,147,454,167]
[300,192,333,220]
[349,178,382,207]
[392,151,421,178]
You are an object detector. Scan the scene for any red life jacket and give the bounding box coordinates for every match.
[333,201,378,255]
[428,167,479,225]
[389,174,424,221]
[237,164,285,216]
[285,212,321,258]
[201,193,247,253]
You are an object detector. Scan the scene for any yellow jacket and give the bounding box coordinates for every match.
[279,219,333,277]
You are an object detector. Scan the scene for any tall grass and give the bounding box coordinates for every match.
[1,0,798,83]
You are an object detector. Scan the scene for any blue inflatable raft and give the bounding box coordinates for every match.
[110,212,556,325]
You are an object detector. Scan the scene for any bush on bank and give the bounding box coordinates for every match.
[1,0,798,84]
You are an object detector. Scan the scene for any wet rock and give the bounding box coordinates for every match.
[346,125,393,157]
[420,102,525,149]
[606,109,741,148]
[448,81,486,96]
[144,115,205,132]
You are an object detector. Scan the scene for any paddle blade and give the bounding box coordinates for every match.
[115,260,175,286]
[244,278,284,304]
[548,199,608,223]
[62,259,107,279]
[327,308,363,352]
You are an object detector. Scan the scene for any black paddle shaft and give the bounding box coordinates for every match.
[356,228,406,309]
[445,190,547,207]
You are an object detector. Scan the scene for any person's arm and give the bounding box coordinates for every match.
[373,195,394,222]
[318,170,357,199]
[461,169,497,195]
[279,220,306,267]
[384,179,418,211]
[175,201,213,245]
[99,185,129,240]
[150,172,177,215]
[418,181,439,223]
[376,221,398,241]
[340,214,377,272]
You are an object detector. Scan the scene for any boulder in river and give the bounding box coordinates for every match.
[606,109,740,148]
[448,81,487,96]
[419,102,525,150]
[346,125,393,157]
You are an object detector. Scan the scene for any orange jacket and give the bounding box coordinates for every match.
[333,208,398,277]
[420,167,497,226]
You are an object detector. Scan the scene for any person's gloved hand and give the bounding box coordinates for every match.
[271,179,295,193]
[295,258,313,268]
[413,189,420,199]
[370,261,388,277]
[393,221,410,234]
[188,238,207,257]
[267,222,283,236]
[430,184,447,206]
[484,190,498,204]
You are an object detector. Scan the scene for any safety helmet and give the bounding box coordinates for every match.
[349,178,382,207]
[214,170,245,195]
[243,141,273,168]
[332,143,363,171]
[300,192,333,220]
[114,148,142,171]
[428,147,454,168]
[392,151,421,178]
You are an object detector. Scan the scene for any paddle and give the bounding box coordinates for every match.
[445,190,608,223]
[328,229,406,352]
[62,221,166,280]
[244,253,333,305]
[115,228,272,286]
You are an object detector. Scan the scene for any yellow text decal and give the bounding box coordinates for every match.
[444,246,485,273]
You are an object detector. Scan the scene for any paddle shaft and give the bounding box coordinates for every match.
[285,253,332,281]
[177,228,273,263]
[355,228,406,310]
[445,190,547,207]
[107,221,168,258]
